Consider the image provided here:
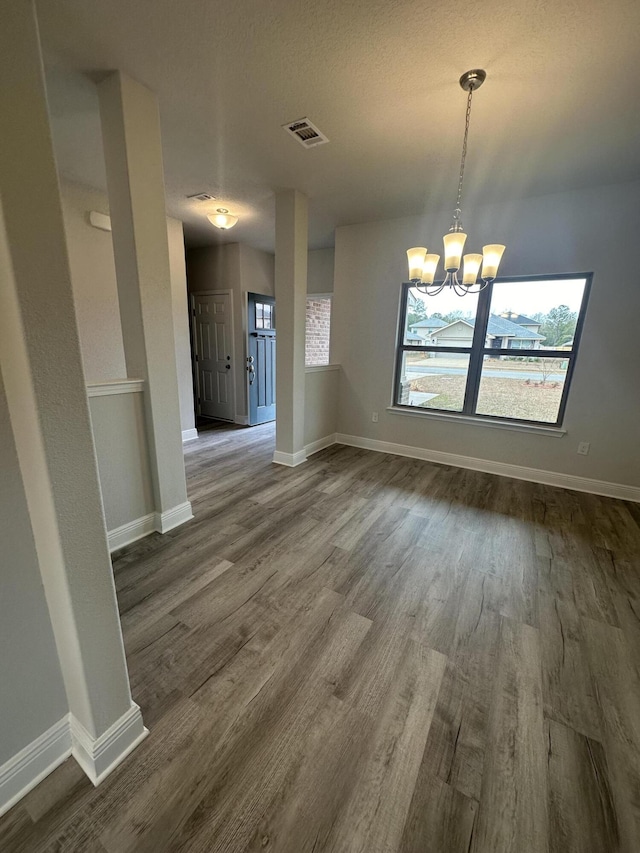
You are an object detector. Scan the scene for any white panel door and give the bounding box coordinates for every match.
[192,292,234,421]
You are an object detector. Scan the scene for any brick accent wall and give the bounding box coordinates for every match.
[305,297,331,366]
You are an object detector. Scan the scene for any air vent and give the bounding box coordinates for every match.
[186,192,216,202]
[282,117,329,149]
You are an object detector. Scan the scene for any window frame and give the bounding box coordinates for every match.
[393,272,593,428]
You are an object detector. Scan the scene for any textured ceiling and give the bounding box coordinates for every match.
[37,0,640,251]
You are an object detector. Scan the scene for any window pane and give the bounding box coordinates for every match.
[397,351,470,412]
[403,287,479,348]
[488,278,587,351]
[305,297,331,366]
[475,354,568,423]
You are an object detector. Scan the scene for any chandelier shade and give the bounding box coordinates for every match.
[406,70,505,297]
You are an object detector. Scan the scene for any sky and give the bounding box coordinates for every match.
[411,277,587,318]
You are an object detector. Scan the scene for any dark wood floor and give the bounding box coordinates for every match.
[3,422,640,852]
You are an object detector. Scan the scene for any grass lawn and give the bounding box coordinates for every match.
[410,374,564,422]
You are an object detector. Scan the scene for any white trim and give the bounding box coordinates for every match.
[234,414,249,426]
[182,428,199,442]
[386,406,566,438]
[334,433,640,503]
[69,704,148,786]
[107,513,156,552]
[0,717,71,818]
[272,449,308,467]
[155,501,194,533]
[86,379,145,397]
[305,364,341,373]
[305,434,336,456]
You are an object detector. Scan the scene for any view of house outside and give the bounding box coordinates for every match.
[399,278,587,423]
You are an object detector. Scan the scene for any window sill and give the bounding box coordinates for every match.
[386,406,566,437]
[305,364,341,373]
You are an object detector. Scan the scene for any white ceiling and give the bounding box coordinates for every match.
[37,0,640,252]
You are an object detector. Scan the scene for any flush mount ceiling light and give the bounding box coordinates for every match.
[207,208,239,230]
[407,70,505,296]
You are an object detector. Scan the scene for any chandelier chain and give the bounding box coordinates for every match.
[455,86,474,212]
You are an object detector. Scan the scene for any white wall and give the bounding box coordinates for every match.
[60,181,126,380]
[186,242,275,420]
[89,389,154,532]
[60,180,195,433]
[305,367,339,448]
[332,180,640,489]
[0,373,67,767]
[167,218,196,435]
[308,248,334,294]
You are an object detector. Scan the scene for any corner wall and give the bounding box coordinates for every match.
[332,180,640,490]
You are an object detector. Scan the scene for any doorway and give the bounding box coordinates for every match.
[247,292,275,425]
[191,290,235,422]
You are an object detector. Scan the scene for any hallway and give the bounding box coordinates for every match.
[2,423,640,852]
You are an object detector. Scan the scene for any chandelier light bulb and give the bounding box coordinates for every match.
[462,253,483,285]
[443,232,467,273]
[422,254,440,285]
[407,247,427,283]
[481,244,506,281]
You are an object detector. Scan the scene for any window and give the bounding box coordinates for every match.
[255,302,274,329]
[305,295,332,366]
[395,274,592,426]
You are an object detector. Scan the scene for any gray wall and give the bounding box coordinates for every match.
[332,179,640,488]
[0,373,67,765]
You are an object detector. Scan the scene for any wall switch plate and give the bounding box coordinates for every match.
[372,412,379,423]
[577,441,590,455]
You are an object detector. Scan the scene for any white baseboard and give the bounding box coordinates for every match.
[0,705,149,815]
[305,434,337,457]
[108,502,194,552]
[234,414,249,426]
[334,433,640,502]
[182,428,198,443]
[272,449,308,467]
[0,717,71,818]
[155,501,194,533]
[70,704,148,786]
[107,513,156,552]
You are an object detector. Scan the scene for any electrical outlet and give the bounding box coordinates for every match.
[372,412,379,423]
[577,441,590,456]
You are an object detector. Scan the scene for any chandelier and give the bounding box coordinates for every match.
[407,70,505,296]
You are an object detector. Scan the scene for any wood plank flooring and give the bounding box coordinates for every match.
[3,421,640,852]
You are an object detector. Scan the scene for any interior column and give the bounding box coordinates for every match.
[98,71,191,530]
[274,189,308,466]
[0,0,146,782]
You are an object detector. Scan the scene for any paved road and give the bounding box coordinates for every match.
[405,365,565,382]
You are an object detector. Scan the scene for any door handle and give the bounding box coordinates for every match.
[225,364,231,369]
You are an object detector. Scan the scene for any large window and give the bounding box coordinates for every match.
[394,274,592,426]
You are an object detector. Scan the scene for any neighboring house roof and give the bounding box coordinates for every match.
[498,311,540,327]
[430,315,545,340]
[410,317,447,330]
[405,332,423,343]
